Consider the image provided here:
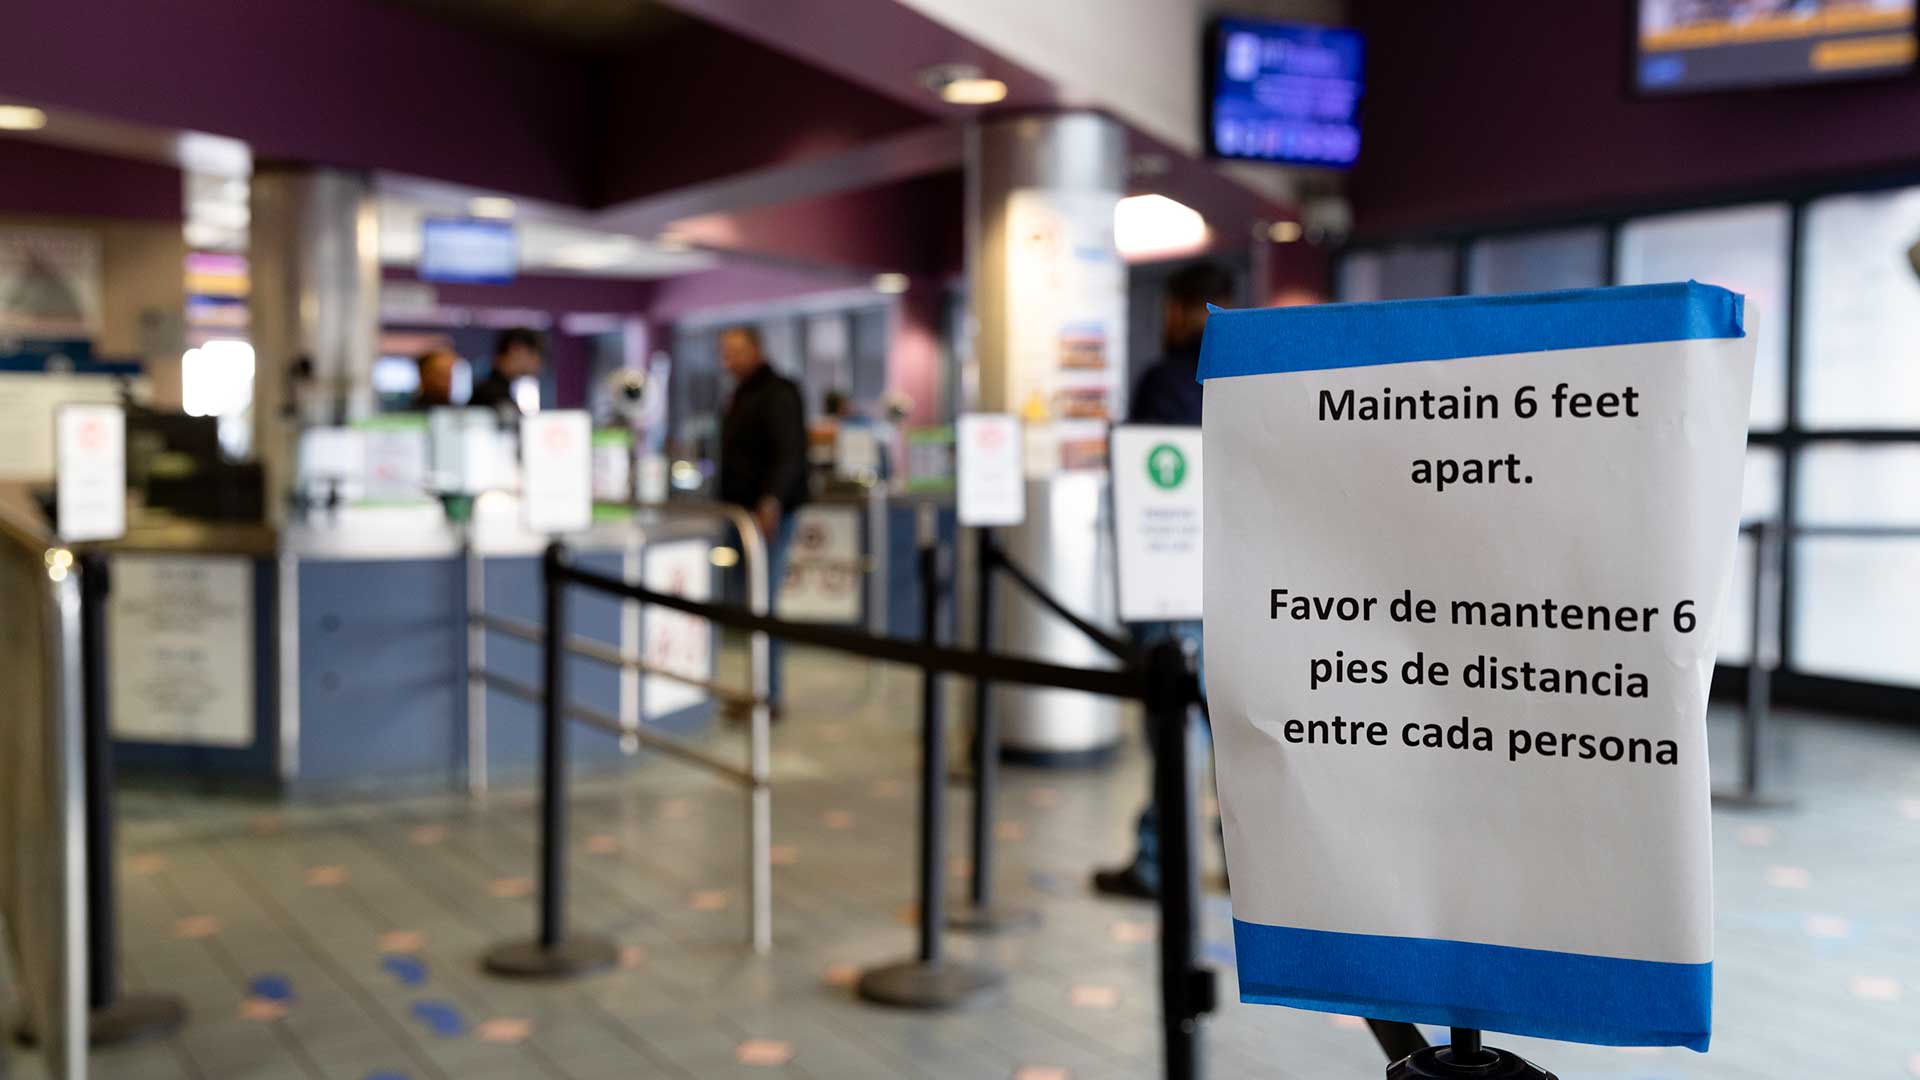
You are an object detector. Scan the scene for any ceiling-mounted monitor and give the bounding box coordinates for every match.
[1636,0,1916,94]
[419,217,517,285]
[1205,17,1364,169]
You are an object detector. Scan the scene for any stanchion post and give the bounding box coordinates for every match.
[950,529,1039,934]
[69,554,185,1045]
[481,542,617,979]
[1712,520,1791,809]
[856,524,1005,1009]
[1146,640,1210,1080]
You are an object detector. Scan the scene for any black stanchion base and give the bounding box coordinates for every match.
[16,993,188,1048]
[855,959,1005,1010]
[946,901,1042,934]
[481,936,619,979]
[1388,1044,1557,1079]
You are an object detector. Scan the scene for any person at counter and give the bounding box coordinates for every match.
[412,346,458,410]
[1093,261,1233,902]
[470,327,544,416]
[718,324,808,715]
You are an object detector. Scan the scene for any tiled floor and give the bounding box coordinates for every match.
[3,646,1918,1080]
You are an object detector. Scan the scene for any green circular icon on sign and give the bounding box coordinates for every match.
[1146,443,1186,490]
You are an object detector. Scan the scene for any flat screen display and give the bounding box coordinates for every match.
[1206,18,1364,169]
[419,217,517,284]
[1637,0,1916,93]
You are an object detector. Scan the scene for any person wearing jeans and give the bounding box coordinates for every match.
[1092,261,1233,901]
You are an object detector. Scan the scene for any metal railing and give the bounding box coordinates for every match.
[466,499,775,954]
[0,497,88,1080]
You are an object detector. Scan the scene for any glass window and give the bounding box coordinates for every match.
[1716,529,1760,667]
[1339,245,1456,301]
[1742,446,1782,524]
[1800,187,1920,429]
[1797,443,1920,527]
[1794,537,1920,687]
[1466,227,1607,295]
[1616,204,1789,430]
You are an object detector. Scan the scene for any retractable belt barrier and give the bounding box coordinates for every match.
[538,531,1428,1080]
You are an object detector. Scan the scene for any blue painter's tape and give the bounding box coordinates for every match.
[1233,919,1711,1051]
[1197,281,1744,381]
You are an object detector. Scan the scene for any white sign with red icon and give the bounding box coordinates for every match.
[520,411,593,533]
[956,413,1025,527]
[642,539,712,719]
[55,403,125,541]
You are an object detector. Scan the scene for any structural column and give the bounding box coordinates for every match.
[248,163,380,524]
[966,112,1129,762]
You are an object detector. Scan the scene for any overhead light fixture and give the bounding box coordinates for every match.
[1114,194,1209,262]
[872,272,910,294]
[468,196,516,219]
[1268,220,1304,244]
[919,63,1008,106]
[0,105,47,131]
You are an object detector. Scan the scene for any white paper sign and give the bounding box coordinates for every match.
[55,403,125,542]
[428,407,500,494]
[109,554,254,746]
[1110,425,1203,622]
[778,504,863,624]
[520,411,592,533]
[642,539,712,719]
[1202,283,1754,1052]
[956,413,1025,527]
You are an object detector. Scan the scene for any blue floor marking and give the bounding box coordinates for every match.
[382,953,428,986]
[248,974,294,1001]
[409,1000,464,1037]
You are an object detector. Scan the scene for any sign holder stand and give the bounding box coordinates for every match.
[1385,1026,1556,1079]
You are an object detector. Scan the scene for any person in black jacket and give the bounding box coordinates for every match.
[471,327,544,417]
[1093,260,1233,901]
[718,325,809,711]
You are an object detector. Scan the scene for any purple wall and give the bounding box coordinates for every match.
[0,138,181,221]
[1350,1,1920,236]
[0,0,596,204]
[382,268,653,313]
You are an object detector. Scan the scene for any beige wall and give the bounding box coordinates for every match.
[0,214,185,402]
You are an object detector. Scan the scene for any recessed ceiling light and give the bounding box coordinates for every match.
[1268,220,1304,243]
[920,64,1008,106]
[0,105,48,131]
[872,272,910,294]
[469,196,516,219]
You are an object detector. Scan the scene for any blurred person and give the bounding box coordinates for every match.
[718,325,809,714]
[412,346,458,410]
[472,327,543,416]
[1092,260,1235,902]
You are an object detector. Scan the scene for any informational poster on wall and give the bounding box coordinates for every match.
[1110,425,1202,622]
[642,539,712,720]
[0,227,103,340]
[520,410,592,533]
[1201,283,1755,1051]
[109,554,255,747]
[955,413,1025,527]
[778,504,863,624]
[1003,188,1127,473]
[54,403,125,542]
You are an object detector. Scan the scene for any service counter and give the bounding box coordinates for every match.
[98,491,957,797]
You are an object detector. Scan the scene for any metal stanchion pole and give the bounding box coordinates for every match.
[949,528,1038,934]
[464,527,489,798]
[66,554,185,1045]
[737,511,775,955]
[1387,1025,1556,1079]
[482,542,616,979]
[1713,521,1791,809]
[856,527,1004,1009]
[1147,641,1210,1080]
